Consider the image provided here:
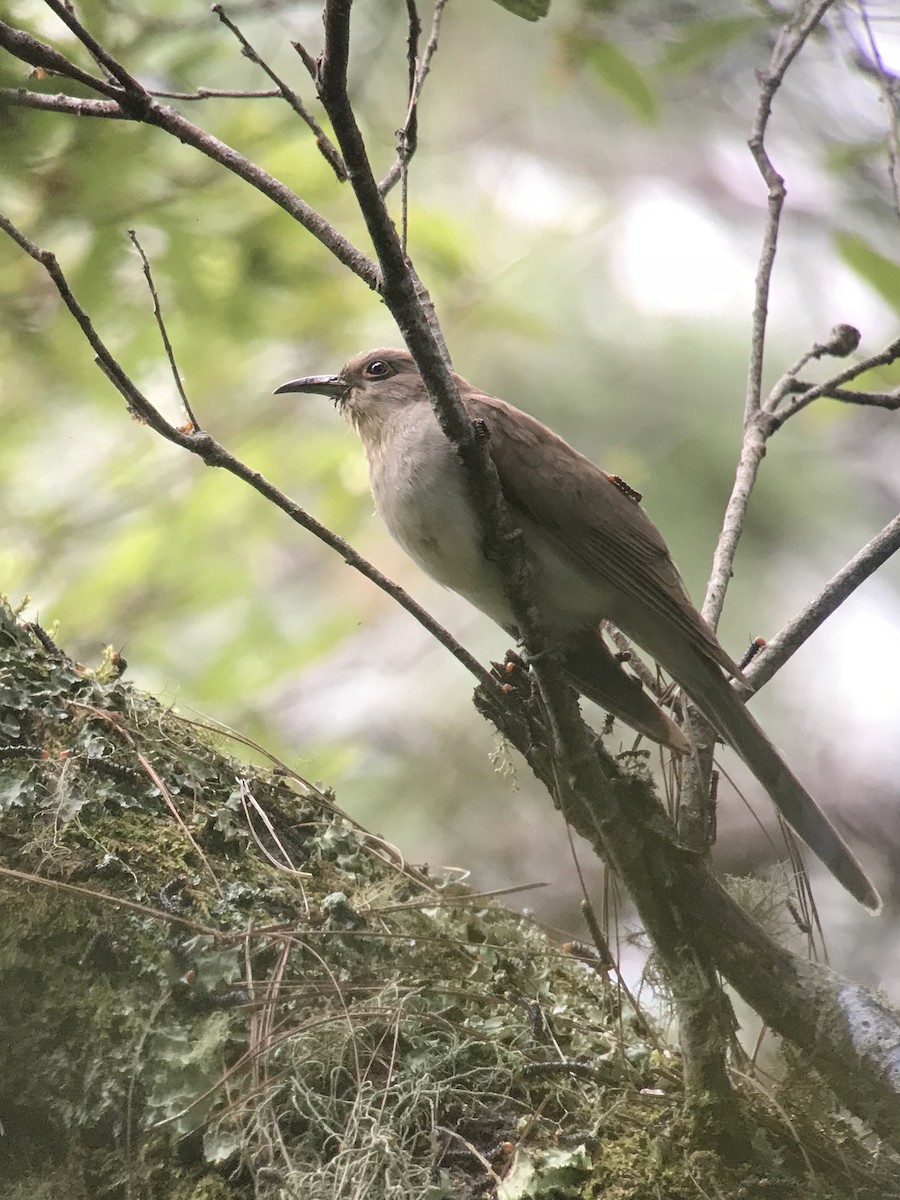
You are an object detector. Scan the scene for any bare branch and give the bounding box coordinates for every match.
[127,229,199,432]
[770,334,900,428]
[290,38,320,83]
[789,383,900,410]
[744,512,900,693]
[703,0,838,631]
[683,4,870,952]
[0,88,128,119]
[0,211,497,700]
[399,0,420,251]
[745,0,838,417]
[855,0,900,220]
[42,0,148,97]
[0,85,379,287]
[765,322,861,409]
[211,3,347,182]
[379,0,449,198]
[0,18,119,95]
[147,87,282,101]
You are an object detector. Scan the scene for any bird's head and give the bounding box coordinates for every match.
[275,348,426,436]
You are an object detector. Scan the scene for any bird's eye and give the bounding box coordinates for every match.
[365,359,391,378]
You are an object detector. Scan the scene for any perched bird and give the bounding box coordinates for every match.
[277,348,880,912]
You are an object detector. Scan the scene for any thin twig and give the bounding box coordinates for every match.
[765,322,861,409]
[0,212,499,700]
[399,0,420,251]
[42,0,148,97]
[744,512,900,693]
[378,0,449,198]
[127,229,199,431]
[703,0,838,631]
[435,1127,504,1186]
[0,864,220,935]
[784,383,900,409]
[0,86,379,287]
[0,88,128,119]
[148,87,282,100]
[0,18,120,95]
[211,4,347,182]
[855,0,900,220]
[290,38,319,82]
[769,335,900,428]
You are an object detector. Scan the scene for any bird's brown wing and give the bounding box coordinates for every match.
[465,391,738,677]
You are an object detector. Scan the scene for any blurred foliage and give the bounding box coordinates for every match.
[2,0,900,933]
[493,0,551,20]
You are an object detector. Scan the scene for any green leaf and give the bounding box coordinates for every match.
[581,38,657,123]
[490,0,550,20]
[836,232,900,313]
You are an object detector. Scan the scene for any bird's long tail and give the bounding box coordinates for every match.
[686,662,880,913]
[562,629,691,753]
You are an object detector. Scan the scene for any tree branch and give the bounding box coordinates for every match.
[127,229,199,432]
[703,0,839,631]
[378,0,448,198]
[211,3,347,182]
[745,512,900,693]
[0,18,120,95]
[0,212,498,703]
[786,383,900,410]
[769,334,900,428]
[0,88,128,119]
[474,668,900,1151]
[0,84,379,286]
[313,2,745,1132]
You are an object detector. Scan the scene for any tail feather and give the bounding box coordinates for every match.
[687,665,881,914]
[562,630,690,753]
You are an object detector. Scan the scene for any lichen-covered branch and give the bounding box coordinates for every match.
[474,669,900,1149]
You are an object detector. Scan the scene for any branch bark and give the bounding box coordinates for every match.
[474,676,900,1150]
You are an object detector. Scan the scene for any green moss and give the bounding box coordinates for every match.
[2,600,899,1199]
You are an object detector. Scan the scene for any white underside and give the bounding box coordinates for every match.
[364,407,610,635]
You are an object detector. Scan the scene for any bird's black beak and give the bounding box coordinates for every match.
[274,373,344,398]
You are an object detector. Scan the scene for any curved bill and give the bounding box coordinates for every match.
[274,373,344,397]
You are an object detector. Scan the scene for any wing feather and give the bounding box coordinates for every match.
[463,390,737,676]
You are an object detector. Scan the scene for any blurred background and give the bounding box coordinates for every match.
[2,0,900,982]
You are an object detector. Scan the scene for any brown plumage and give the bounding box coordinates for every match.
[277,348,880,913]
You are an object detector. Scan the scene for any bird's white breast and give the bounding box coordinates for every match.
[360,405,606,636]
[364,407,517,629]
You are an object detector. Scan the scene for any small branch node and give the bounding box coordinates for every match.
[819,323,861,359]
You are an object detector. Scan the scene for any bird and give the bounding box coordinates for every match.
[276,347,880,913]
